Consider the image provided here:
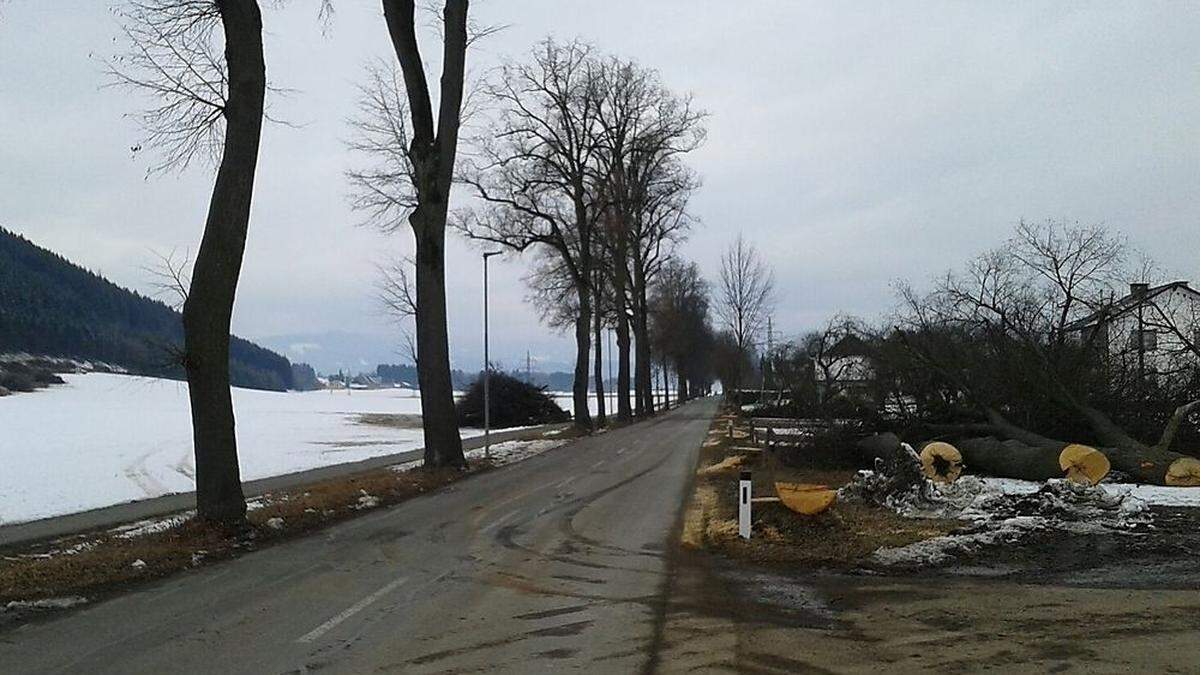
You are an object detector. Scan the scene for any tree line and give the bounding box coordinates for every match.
[104,1,773,525]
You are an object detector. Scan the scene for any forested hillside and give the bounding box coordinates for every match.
[0,227,293,391]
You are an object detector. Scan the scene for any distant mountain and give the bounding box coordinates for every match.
[0,226,293,391]
[259,330,404,375]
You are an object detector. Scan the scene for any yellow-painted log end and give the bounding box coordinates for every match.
[775,482,837,515]
[1165,456,1200,487]
[920,441,962,483]
[1058,444,1110,486]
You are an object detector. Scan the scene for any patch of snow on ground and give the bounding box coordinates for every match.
[466,439,566,466]
[3,596,88,613]
[110,512,195,539]
[868,475,1156,568]
[873,516,1048,567]
[980,476,1200,507]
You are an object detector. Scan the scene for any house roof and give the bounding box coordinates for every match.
[1063,281,1200,331]
[828,334,873,358]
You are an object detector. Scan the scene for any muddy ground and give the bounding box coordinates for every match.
[668,410,1200,672]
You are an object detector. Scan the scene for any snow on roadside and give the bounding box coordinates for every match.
[3,596,88,613]
[391,438,566,473]
[467,439,566,466]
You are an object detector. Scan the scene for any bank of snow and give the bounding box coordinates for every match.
[0,373,496,524]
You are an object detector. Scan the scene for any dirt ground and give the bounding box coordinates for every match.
[666,410,1200,672]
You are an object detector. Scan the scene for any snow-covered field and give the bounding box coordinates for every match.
[1,373,572,525]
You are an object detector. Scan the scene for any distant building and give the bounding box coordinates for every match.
[1064,281,1200,378]
[814,334,876,393]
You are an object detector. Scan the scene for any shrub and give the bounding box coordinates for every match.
[456,372,570,429]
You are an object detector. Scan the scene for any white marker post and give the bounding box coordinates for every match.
[738,469,752,539]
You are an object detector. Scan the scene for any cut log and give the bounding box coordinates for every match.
[957,437,1065,481]
[1058,444,1110,486]
[775,482,837,515]
[920,441,963,483]
[856,432,902,462]
[1166,457,1200,486]
[1086,444,1195,485]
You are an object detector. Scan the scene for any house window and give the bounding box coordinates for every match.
[1130,328,1158,351]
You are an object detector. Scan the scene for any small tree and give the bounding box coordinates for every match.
[456,372,569,429]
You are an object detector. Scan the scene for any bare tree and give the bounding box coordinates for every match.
[346,0,471,467]
[595,59,706,417]
[716,234,775,393]
[458,38,605,432]
[110,0,266,525]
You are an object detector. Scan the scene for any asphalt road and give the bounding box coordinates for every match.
[1,398,718,674]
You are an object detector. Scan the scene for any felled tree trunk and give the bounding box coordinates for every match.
[957,436,1196,485]
[956,437,1065,481]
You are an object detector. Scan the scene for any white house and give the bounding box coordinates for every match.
[1064,281,1200,378]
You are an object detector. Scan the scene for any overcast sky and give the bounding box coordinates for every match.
[2,2,1198,373]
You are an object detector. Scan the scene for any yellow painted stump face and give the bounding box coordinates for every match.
[920,442,962,483]
[1058,444,1110,486]
[775,482,837,515]
[1165,456,1200,487]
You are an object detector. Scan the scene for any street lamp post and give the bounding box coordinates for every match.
[482,251,502,460]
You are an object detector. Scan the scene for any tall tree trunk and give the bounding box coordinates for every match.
[616,307,632,421]
[634,278,654,415]
[612,235,633,421]
[593,291,607,427]
[411,208,464,467]
[381,0,469,468]
[181,0,265,526]
[573,286,594,431]
[662,355,672,409]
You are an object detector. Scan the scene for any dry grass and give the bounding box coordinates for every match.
[683,408,960,569]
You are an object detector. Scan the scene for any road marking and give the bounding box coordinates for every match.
[296,577,408,644]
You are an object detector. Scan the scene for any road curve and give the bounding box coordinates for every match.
[1,398,718,674]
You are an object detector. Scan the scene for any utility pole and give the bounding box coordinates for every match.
[483,251,502,460]
[759,315,772,403]
[526,349,531,384]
